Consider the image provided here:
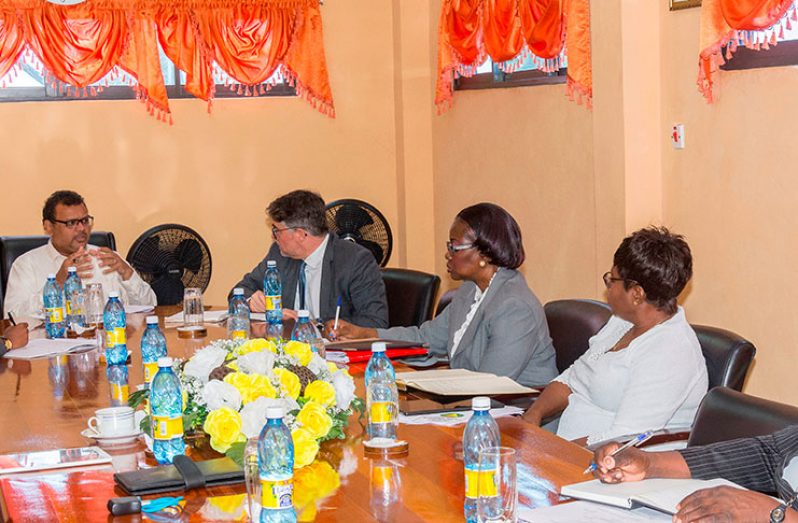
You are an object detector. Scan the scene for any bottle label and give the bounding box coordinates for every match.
[231,330,248,341]
[143,362,158,383]
[46,307,63,323]
[265,295,282,311]
[105,327,126,348]
[111,383,129,403]
[464,466,498,499]
[260,477,293,509]
[370,401,394,424]
[153,415,183,440]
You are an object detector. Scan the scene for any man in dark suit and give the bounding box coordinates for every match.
[592,426,798,522]
[231,190,388,328]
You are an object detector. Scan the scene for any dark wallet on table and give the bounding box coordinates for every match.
[114,455,244,496]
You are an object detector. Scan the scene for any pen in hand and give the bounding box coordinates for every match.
[333,296,341,331]
[583,430,654,474]
[7,313,16,326]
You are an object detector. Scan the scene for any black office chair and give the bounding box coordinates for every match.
[692,324,756,391]
[0,232,116,316]
[544,299,613,373]
[688,387,798,447]
[381,268,440,328]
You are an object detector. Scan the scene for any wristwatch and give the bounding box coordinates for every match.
[771,504,787,523]
[0,337,12,351]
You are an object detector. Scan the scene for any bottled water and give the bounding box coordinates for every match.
[462,396,501,523]
[263,261,282,326]
[103,291,127,365]
[151,357,185,464]
[48,355,69,400]
[290,310,316,345]
[258,407,296,523]
[63,266,85,329]
[228,287,250,341]
[141,316,167,386]
[365,342,398,440]
[107,364,129,407]
[43,273,65,339]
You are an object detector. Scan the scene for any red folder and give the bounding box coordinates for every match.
[344,347,428,363]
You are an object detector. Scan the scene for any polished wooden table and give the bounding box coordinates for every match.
[0,308,591,522]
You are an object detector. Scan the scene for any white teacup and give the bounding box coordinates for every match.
[87,406,136,437]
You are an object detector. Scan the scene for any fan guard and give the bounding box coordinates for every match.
[325,199,392,267]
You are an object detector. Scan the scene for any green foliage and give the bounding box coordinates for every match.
[128,388,149,409]
[226,441,246,467]
[320,408,354,442]
[351,397,365,422]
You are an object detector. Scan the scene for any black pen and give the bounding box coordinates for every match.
[7,313,16,326]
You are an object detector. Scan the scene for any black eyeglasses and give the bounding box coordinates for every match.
[271,225,301,239]
[602,271,638,289]
[446,241,475,254]
[50,215,94,229]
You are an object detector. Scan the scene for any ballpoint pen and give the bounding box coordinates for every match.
[583,430,654,474]
[7,313,16,326]
[333,296,341,330]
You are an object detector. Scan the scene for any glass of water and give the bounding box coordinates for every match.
[84,283,104,326]
[183,288,204,326]
[243,437,261,521]
[477,446,517,522]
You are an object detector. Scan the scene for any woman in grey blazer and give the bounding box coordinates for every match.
[328,203,558,388]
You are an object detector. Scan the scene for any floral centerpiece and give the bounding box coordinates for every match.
[131,338,362,468]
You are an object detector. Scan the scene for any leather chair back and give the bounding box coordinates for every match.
[544,299,613,373]
[381,268,441,328]
[692,324,756,391]
[0,232,116,316]
[688,387,798,447]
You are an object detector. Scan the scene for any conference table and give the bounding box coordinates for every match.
[0,307,592,522]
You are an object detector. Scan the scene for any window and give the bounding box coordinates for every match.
[0,46,294,102]
[454,53,567,91]
[721,23,798,71]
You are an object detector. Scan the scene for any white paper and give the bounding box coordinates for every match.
[396,369,536,396]
[124,305,154,315]
[519,501,671,523]
[399,406,523,426]
[250,313,266,323]
[4,338,97,360]
[325,351,349,364]
[164,310,228,324]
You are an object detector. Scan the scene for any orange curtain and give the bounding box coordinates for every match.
[435,0,592,111]
[0,0,334,122]
[698,0,795,102]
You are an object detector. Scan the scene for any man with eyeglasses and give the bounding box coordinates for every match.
[230,190,388,328]
[5,190,156,318]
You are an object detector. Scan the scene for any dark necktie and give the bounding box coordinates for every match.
[298,261,307,310]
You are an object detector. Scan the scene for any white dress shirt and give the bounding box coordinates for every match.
[5,241,157,319]
[450,271,496,357]
[555,306,708,446]
[294,234,329,320]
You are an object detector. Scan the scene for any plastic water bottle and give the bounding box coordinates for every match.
[141,316,167,386]
[103,291,127,365]
[63,266,85,329]
[228,287,250,341]
[365,342,398,440]
[151,357,185,464]
[264,260,282,326]
[43,273,65,339]
[107,364,129,407]
[290,310,316,345]
[463,396,501,523]
[258,406,296,523]
[48,355,69,400]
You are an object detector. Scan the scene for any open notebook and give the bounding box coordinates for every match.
[561,477,743,514]
[4,338,96,360]
[395,368,537,396]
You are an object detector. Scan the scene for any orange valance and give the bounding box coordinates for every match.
[699,0,795,102]
[435,0,592,111]
[0,0,334,123]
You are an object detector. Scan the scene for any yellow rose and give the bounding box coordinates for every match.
[294,461,340,521]
[326,362,340,374]
[203,406,246,453]
[236,338,277,356]
[283,340,313,366]
[224,372,276,404]
[292,427,320,468]
[208,493,247,517]
[296,401,333,439]
[303,380,336,407]
[273,368,301,400]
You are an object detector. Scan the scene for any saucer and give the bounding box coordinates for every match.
[81,428,142,447]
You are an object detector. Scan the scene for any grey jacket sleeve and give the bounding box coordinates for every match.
[345,249,389,328]
[377,304,450,358]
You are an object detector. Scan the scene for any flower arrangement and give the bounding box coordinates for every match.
[131,338,362,468]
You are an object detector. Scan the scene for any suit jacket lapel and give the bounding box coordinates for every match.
[449,269,511,362]
[318,234,336,319]
[282,258,300,310]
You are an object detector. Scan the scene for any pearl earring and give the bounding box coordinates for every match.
[479,260,487,268]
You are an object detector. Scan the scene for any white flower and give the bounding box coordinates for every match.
[307,353,328,376]
[240,397,282,438]
[237,350,275,376]
[331,370,355,410]
[202,380,242,411]
[182,345,227,383]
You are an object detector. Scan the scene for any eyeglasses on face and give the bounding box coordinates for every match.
[271,225,301,239]
[446,240,475,255]
[51,215,94,229]
[602,271,638,289]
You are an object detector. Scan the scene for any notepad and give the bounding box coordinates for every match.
[3,338,97,360]
[164,310,228,324]
[560,478,743,514]
[395,369,537,396]
[0,446,112,475]
[324,338,427,351]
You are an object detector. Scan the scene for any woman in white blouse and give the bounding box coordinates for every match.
[522,227,708,446]
[327,203,558,387]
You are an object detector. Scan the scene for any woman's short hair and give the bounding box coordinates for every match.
[267,190,328,236]
[614,226,692,314]
[456,203,525,269]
